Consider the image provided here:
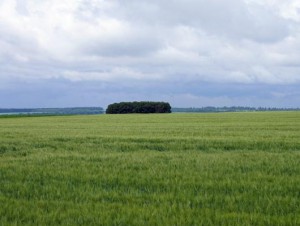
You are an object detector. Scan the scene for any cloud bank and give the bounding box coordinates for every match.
[1,0,300,107]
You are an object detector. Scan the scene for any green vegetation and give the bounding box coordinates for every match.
[0,107,104,115]
[106,101,171,114]
[0,112,299,225]
[172,106,300,113]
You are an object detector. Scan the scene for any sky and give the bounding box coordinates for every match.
[1,0,300,108]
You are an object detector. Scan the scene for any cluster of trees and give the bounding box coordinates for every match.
[106,102,171,114]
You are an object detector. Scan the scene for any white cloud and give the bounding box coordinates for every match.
[62,67,162,82]
[1,0,300,107]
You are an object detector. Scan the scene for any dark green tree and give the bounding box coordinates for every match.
[106,102,171,114]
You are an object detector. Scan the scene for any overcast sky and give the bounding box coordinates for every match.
[1,0,300,108]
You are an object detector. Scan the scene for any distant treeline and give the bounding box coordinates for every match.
[0,107,104,115]
[172,106,300,112]
[106,102,171,114]
[172,106,300,113]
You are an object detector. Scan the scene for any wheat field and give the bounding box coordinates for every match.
[0,112,299,225]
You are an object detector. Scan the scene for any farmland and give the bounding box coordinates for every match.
[0,112,300,225]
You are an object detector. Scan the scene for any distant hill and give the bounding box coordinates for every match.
[172,106,300,113]
[0,107,104,115]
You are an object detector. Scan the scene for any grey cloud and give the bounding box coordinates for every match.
[82,26,164,57]
[117,0,290,43]
[1,77,299,108]
[1,0,300,108]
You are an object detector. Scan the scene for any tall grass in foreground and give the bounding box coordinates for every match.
[0,112,300,225]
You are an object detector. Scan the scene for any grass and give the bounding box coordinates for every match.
[0,112,300,225]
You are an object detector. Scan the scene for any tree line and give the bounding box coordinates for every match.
[106,102,171,114]
[172,106,300,113]
[0,107,104,115]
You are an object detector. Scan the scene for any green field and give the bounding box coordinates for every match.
[0,112,300,225]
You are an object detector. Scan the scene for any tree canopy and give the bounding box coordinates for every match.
[106,102,171,114]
